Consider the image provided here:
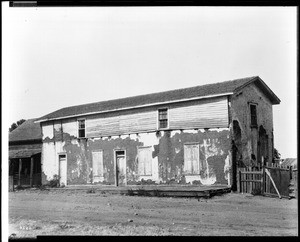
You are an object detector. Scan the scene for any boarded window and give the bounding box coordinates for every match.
[78,119,85,138]
[158,108,168,129]
[138,147,152,176]
[250,104,257,127]
[184,144,200,174]
[92,151,103,183]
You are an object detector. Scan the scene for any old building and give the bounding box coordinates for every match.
[9,119,42,186]
[35,76,280,189]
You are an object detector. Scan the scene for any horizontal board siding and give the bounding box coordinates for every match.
[87,116,120,137]
[84,96,228,137]
[169,96,228,129]
[86,110,157,137]
[119,111,157,134]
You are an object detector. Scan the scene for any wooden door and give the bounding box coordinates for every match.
[59,154,67,186]
[115,151,126,186]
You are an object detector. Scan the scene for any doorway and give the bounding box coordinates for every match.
[115,150,126,186]
[59,154,67,186]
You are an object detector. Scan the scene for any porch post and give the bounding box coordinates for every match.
[30,157,34,187]
[18,158,22,186]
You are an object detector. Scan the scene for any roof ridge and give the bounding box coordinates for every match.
[36,76,264,122]
[57,76,258,110]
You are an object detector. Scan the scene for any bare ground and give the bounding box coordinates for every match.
[8,188,298,237]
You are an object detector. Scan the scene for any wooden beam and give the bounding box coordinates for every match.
[18,158,22,186]
[30,157,34,187]
[265,169,281,199]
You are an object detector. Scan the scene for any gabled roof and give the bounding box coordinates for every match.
[9,119,42,143]
[281,158,297,168]
[36,76,280,122]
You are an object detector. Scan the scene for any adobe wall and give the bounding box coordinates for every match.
[230,83,274,167]
[41,128,231,186]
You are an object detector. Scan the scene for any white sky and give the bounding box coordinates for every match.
[2,4,297,158]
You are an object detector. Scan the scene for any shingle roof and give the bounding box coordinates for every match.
[36,76,280,122]
[9,119,42,142]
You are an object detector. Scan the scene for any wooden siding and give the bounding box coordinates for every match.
[169,96,229,129]
[74,96,229,138]
[86,109,157,137]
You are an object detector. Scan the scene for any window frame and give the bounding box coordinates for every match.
[77,119,86,138]
[157,108,169,130]
[249,103,258,128]
[183,142,201,175]
[137,146,152,176]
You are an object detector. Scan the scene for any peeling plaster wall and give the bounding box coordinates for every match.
[41,123,231,186]
[230,83,274,167]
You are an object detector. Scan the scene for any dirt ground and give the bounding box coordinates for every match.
[8,188,298,237]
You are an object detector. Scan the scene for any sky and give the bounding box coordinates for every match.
[2,4,297,158]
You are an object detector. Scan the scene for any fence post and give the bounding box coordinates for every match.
[261,163,265,195]
[239,170,242,193]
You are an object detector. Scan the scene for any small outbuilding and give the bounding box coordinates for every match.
[9,119,42,187]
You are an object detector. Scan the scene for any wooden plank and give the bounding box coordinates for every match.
[169,96,229,129]
[264,192,290,199]
[30,157,34,187]
[18,158,22,186]
[240,180,262,183]
[138,147,152,176]
[92,151,104,183]
[240,171,262,175]
[239,170,242,193]
[261,164,265,195]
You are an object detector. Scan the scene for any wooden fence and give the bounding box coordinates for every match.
[9,176,14,192]
[238,163,294,199]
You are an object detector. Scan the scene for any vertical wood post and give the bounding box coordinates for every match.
[249,166,252,194]
[239,170,242,193]
[30,157,34,187]
[261,163,265,195]
[18,158,22,186]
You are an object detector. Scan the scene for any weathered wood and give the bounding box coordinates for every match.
[18,158,22,186]
[92,151,104,183]
[239,170,242,193]
[263,192,290,199]
[240,171,262,175]
[169,96,229,129]
[30,157,34,187]
[184,144,200,175]
[261,163,265,195]
[138,147,152,176]
[240,179,262,183]
[265,169,281,199]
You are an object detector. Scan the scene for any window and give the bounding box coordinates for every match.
[158,108,168,129]
[183,144,201,175]
[138,147,152,176]
[92,151,103,183]
[250,104,257,127]
[78,119,85,138]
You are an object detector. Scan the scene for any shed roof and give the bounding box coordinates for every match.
[36,76,280,122]
[9,147,42,159]
[9,119,42,143]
